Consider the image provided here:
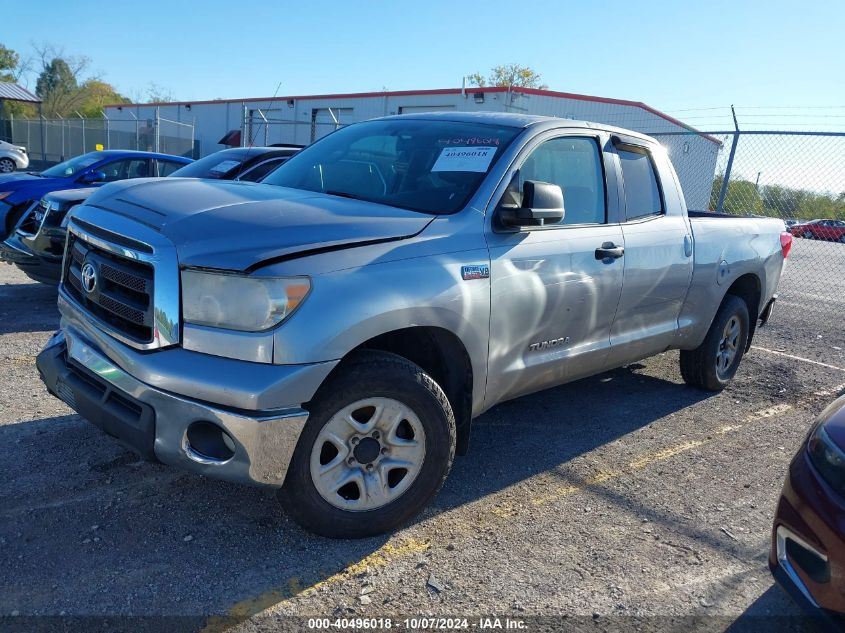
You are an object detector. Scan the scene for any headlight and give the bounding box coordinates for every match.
[181,270,310,332]
[808,423,845,493]
[0,191,11,201]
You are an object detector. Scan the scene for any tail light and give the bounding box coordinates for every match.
[780,232,793,258]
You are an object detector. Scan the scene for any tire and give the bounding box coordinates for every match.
[803,230,813,239]
[278,350,456,538]
[839,234,845,244]
[0,158,15,174]
[680,294,750,392]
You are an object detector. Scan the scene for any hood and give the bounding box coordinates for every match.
[45,187,98,206]
[80,178,435,271]
[0,172,47,188]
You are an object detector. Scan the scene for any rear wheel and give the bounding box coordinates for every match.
[803,230,813,239]
[278,351,456,538]
[0,158,14,173]
[839,234,845,244]
[680,295,750,391]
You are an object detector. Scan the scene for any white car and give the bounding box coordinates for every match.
[0,140,29,173]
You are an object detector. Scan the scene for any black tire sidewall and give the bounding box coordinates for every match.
[279,353,455,538]
[707,295,750,387]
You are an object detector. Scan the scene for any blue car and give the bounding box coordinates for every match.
[0,150,192,238]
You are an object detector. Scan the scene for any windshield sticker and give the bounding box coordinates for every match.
[431,146,497,172]
[210,160,242,173]
[437,137,502,146]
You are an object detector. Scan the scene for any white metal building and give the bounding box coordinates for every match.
[104,87,720,209]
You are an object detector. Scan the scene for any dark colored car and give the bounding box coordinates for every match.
[770,396,845,627]
[0,150,192,238]
[167,145,302,181]
[1,146,300,284]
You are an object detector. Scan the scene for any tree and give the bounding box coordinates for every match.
[77,79,130,117]
[467,64,548,90]
[708,175,762,215]
[0,44,20,82]
[34,49,90,116]
[146,82,175,103]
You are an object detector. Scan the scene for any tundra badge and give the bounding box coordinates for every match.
[529,337,571,352]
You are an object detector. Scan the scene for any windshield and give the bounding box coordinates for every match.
[261,119,521,214]
[169,151,250,179]
[41,152,103,177]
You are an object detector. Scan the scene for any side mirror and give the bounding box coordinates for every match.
[499,180,565,228]
[79,170,106,184]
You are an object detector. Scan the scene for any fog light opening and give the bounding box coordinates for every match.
[185,421,236,463]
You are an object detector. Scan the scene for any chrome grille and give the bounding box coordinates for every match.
[62,233,155,343]
[15,200,44,236]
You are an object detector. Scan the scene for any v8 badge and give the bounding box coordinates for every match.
[461,264,490,280]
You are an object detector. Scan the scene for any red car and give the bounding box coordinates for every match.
[790,219,845,242]
[770,396,845,627]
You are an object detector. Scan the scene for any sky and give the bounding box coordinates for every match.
[3,0,845,131]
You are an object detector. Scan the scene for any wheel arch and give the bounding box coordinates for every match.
[315,326,475,456]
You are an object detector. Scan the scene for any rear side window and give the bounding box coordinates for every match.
[618,148,663,220]
[238,158,288,182]
[157,160,185,177]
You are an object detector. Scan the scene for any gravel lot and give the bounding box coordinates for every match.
[1,237,843,631]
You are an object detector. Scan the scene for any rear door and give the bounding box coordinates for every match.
[484,130,625,406]
[606,135,693,367]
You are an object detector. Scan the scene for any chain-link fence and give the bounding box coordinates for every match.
[241,107,351,147]
[0,111,196,164]
[653,129,845,305]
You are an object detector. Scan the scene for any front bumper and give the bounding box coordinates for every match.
[769,450,845,624]
[37,329,312,488]
[0,232,62,284]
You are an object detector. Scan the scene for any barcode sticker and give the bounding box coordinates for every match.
[431,146,497,173]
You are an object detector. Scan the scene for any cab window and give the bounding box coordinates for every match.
[517,137,606,225]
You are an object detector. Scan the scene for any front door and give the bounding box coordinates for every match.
[484,132,625,407]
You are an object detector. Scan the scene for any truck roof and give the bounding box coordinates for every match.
[378,111,658,143]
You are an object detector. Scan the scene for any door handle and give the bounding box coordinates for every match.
[595,242,624,260]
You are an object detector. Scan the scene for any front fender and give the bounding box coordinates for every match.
[272,250,491,415]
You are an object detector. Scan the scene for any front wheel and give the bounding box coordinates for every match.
[803,230,813,239]
[680,294,750,391]
[278,351,456,538]
[0,158,15,174]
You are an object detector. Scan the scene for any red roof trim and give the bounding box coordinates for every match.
[105,86,720,145]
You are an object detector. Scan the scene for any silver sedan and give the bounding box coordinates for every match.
[0,140,29,173]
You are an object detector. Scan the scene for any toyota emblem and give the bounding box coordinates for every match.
[80,262,97,294]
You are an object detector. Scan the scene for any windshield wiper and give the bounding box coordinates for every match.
[325,190,367,202]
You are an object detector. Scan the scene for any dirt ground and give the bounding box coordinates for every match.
[1,238,842,632]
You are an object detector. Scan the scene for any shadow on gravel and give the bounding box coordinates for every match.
[726,586,810,632]
[0,364,714,625]
[0,413,390,623]
[436,363,712,513]
[0,281,59,334]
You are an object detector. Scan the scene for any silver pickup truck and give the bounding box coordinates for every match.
[36,113,790,537]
